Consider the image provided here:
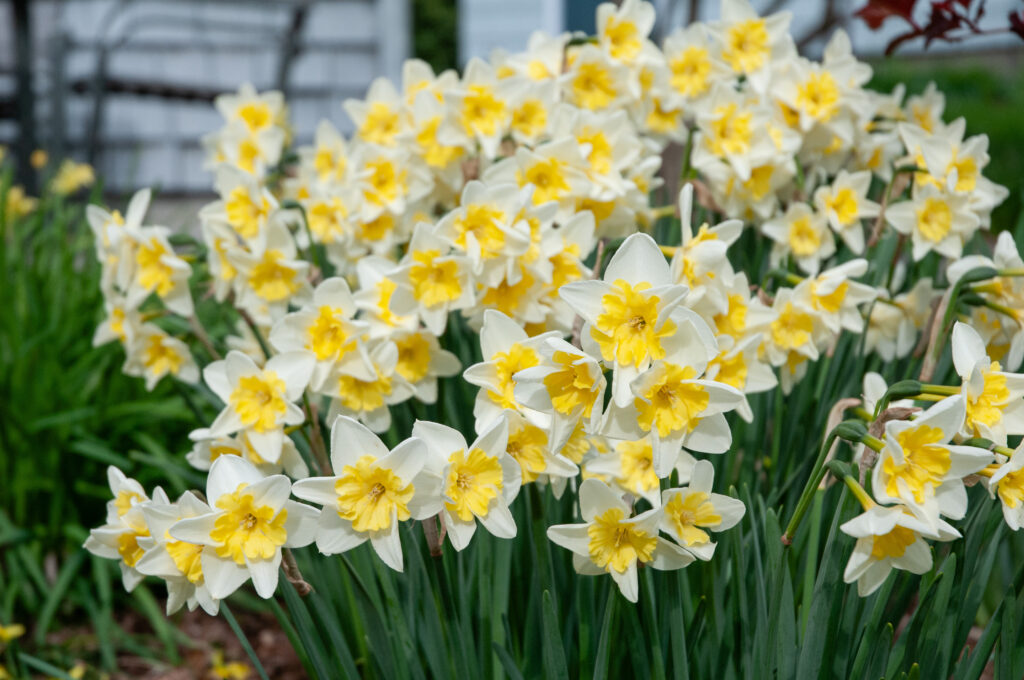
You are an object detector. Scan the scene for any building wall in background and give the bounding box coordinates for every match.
[0,0,409,194]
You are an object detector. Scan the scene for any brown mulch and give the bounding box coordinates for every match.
[46,605,306,679]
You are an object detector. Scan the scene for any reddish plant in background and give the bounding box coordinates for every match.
[855,0,1024,53]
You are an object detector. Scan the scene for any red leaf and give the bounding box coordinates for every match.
[1011,10,1024,40]
[855,0,920,29]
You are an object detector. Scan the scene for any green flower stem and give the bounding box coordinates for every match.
[927,265,999,372]
[980,298,1021,321]
[833,466,874,511]
[919,383,959,396]
[852,406,873,422]
[861,434,884,452]
[239,309,273,360]
[680,126,695,182]
[783,421,866,545]
[302,392,332,476]
[871,379,923,418]
[760,268,803,291]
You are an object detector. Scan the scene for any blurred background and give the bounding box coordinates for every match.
[0,0,1022,676]
[0,0,1021,197]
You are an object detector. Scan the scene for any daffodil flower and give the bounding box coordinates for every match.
[214,83,286,138]
[228,219,312,324]
[297,119,349,188]
[899,119,1008,228]
[499,409,580,487]
[87,188,151,293]
[93,294,142,350]
[169,455,318,599]
[215,119,285,179]
[602,359,744,476]
[325,339,414,432]
[269,277,374,393]
[561,43,632,114]
[499,31,566,84]
[196,349,316,464]
[409,88,468,186]
[703,334,778,422]
[986,441,1024,531]
[389,222,476,335]
[760,287,825,368]
[951,322,1024,444]
[762,202,835,276]
[947,231,1024,371]
[350,143,433,223]
[670,185,745,316]
[85,467,168,592]
[441,180,531,278]
[292,416,442,571]
[841,503,957,597]
[864,277,937,362]
[136,491,221,615]
[559,232,699,407]
[513,337,606,451]
[413,416,522,550]
[871,395,993,525]
[793,259,877,335]
[201,219,246,302]
[120,225,195,317]
[344,77,407,148]
[707,0,794,93]
[391,328,462,404]
[813,170,879,255]
[690,84,782,183]
[583,435,665,506]
[547,478,693,602]
[353,256,420,338]
[772,30,872,135]
[596,0,655,65]
[506,79,559,148]
[659,460,745,560]
[122,323,200,391]
[186,432,309,480]
[463,310,559,431]
[886,185,979,261]
[449,58,514,158]
[485,138,591,222]
[202,165,279,247]
[549,107,642,201]
[663,23,733,105]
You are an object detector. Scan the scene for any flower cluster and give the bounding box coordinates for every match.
[85,0,1022,607]
[839,321,1024,595]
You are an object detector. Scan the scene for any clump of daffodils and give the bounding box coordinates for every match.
[86,0,1022,608]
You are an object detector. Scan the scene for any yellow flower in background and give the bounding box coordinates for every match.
[51,159,95,195]
[0,623,24,644]
[5,185,37,219]
[30,149,48,169]
[211,650,251,680]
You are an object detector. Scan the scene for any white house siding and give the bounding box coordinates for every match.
[457,0,565,65]
[0,0,409,193]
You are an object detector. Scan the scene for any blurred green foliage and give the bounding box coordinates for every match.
[0,173,202,674]
[413,0,458,73]
[869,58,1024,233]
